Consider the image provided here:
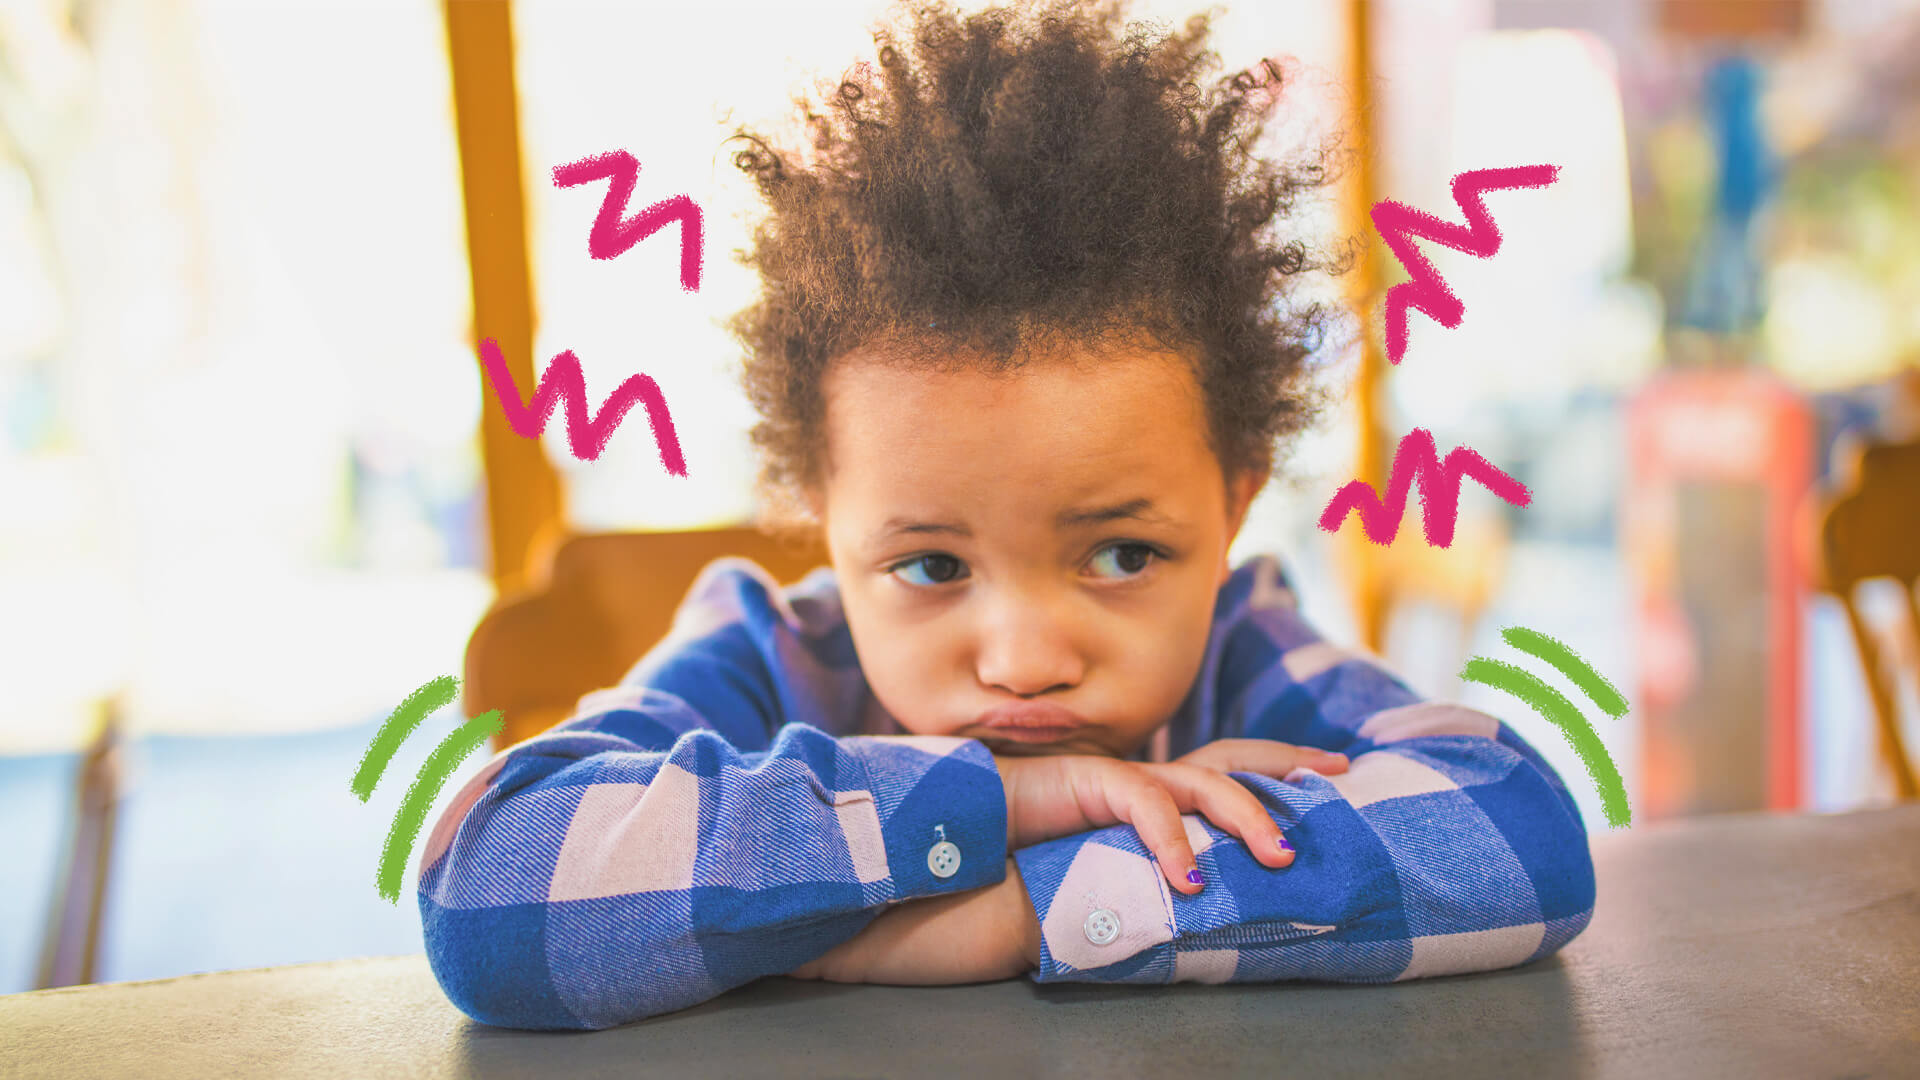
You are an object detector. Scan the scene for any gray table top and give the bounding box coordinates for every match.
[4,803,1917,1080]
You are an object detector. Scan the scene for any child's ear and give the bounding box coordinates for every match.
[1227,462,1268,534]
[1220,462,1270,583]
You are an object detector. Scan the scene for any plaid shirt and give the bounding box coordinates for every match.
[419,554,1595,1030]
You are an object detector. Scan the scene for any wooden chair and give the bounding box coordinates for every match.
[36,695,125,989]
[464,526,831,748]
[1814,435,1920,802]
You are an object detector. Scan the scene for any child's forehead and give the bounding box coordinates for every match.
[825,355,1203,440]
[819,360,1217,495]
[823,341,1204,403]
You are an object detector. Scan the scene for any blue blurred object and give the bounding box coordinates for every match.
[0,360,59,454]
[1807,388,1887,482]
[0,753,69,991]
[0,719,438,994]
[1679,54,1776,335]
[1706,56,1772,223]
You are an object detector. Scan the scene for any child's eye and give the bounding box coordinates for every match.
[889,553,968,587]
[1086,542,1161,580]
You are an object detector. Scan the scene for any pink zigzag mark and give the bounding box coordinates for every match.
[1318,428,1531,548]
[552,149,704,292]
[478,337,687,473]
[1373,164,1559,364]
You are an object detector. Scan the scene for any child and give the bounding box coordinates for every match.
[419,0,1595,1031]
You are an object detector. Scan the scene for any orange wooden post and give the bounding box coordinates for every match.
[441,0,566,604]
[1342,0,1393,654]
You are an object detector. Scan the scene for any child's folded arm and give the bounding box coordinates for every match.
[417,692,1009,1030]
[1009,555,1596,987]
[416,556,1014,1031]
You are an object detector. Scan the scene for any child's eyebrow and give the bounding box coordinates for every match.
[874,518,971,542]
[871,497,1175,545]
[1055,497,1173,529]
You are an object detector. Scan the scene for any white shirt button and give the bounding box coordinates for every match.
[927,840,962,878]
[1084,908,1120,945]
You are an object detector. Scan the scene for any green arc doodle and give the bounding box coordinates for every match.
[352,675,505,903]
[1461,626,1631,829]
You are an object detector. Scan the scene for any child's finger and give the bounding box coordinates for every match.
[1097,764,1205,895]
[1256,741,1348,775]
[1140,763,1296,870]
[1178,738,1349,779]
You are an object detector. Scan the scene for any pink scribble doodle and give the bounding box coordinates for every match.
[552,149,704,291]
[1318,428,1531,548]
[478,337,687,472]
[1373,164,1559,364]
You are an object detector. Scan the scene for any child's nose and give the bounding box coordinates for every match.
[973,599,1085,696]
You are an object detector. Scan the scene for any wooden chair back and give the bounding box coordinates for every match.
[464,526,830,748]
[1814,435,1920,801]
[36,696,125,989]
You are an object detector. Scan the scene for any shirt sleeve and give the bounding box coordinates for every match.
[1010,554,1597,986]
[417,559,1009,1031]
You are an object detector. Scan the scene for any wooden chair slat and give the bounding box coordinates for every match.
[465,527,830,748]
[1815,436,1920,802]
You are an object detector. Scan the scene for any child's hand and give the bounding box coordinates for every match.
[994,741,1349,896]
[1171,737,1351,779]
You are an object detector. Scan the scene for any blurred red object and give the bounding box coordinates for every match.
[1624,368,1814,818]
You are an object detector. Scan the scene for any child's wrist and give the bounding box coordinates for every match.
[1005,857,1042,969]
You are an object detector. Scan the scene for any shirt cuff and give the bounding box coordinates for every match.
[839,734,1009,901]
[1012,826,1179,983]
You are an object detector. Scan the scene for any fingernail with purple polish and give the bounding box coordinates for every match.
[1277,833,1294,853]
[1186,868,1204,885]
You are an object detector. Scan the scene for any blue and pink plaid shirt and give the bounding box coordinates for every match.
[419,553,1595,1030]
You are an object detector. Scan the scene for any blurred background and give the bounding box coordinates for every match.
[3,0,1917,993]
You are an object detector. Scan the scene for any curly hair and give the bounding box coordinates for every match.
[720,0,1347,539]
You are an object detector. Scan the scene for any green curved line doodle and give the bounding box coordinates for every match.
[1501,626,1629,719]
[351,675,458,801]
[1461,656,1631,829]
[376,709,504,903]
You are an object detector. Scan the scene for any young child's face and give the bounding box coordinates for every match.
[808,341,1263,759]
